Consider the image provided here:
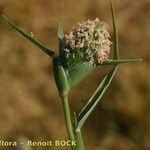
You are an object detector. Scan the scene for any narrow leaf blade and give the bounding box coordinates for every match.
[77,66,118,128]
[110,0,119,60]
[99,58,142,66]
[2,15,55,57]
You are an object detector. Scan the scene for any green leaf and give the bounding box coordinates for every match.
[110,0,119,60]
[99,58,142,66]
[53,56,70,95]
[2,15,55,57]
[68,62,95,88]
[77,66,118,128]
[57,21,67,67]
[57,20,64,40]
[73,110,78,129]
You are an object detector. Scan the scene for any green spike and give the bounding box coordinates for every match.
[57,20,64,40]
[99,58,142,66]
[2,15,55,57]
[77,66,118,128]
[110,0,119,60]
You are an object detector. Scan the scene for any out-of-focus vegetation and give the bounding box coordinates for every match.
[0,0,149,150]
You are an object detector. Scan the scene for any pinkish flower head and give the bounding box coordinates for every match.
[63,18,112,68]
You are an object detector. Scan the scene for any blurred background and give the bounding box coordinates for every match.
[0,0,149,150]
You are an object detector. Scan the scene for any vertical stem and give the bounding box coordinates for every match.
[61,95,85,150]
[61,95,75,141]
[74,128,85,150]
[110,0,119,60]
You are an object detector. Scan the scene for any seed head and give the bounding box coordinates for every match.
[62,18,112,68]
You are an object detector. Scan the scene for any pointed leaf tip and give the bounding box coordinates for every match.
[57,20,64,40]
[2,15,55,58]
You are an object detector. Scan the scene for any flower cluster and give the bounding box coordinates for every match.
[63,18,112,68]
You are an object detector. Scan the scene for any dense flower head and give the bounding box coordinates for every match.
[63,18,112,68]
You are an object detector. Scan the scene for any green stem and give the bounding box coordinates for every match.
[110,0,119,59]
[61,95,85,150]
[61,95,75,141]
[74,128,85,150]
